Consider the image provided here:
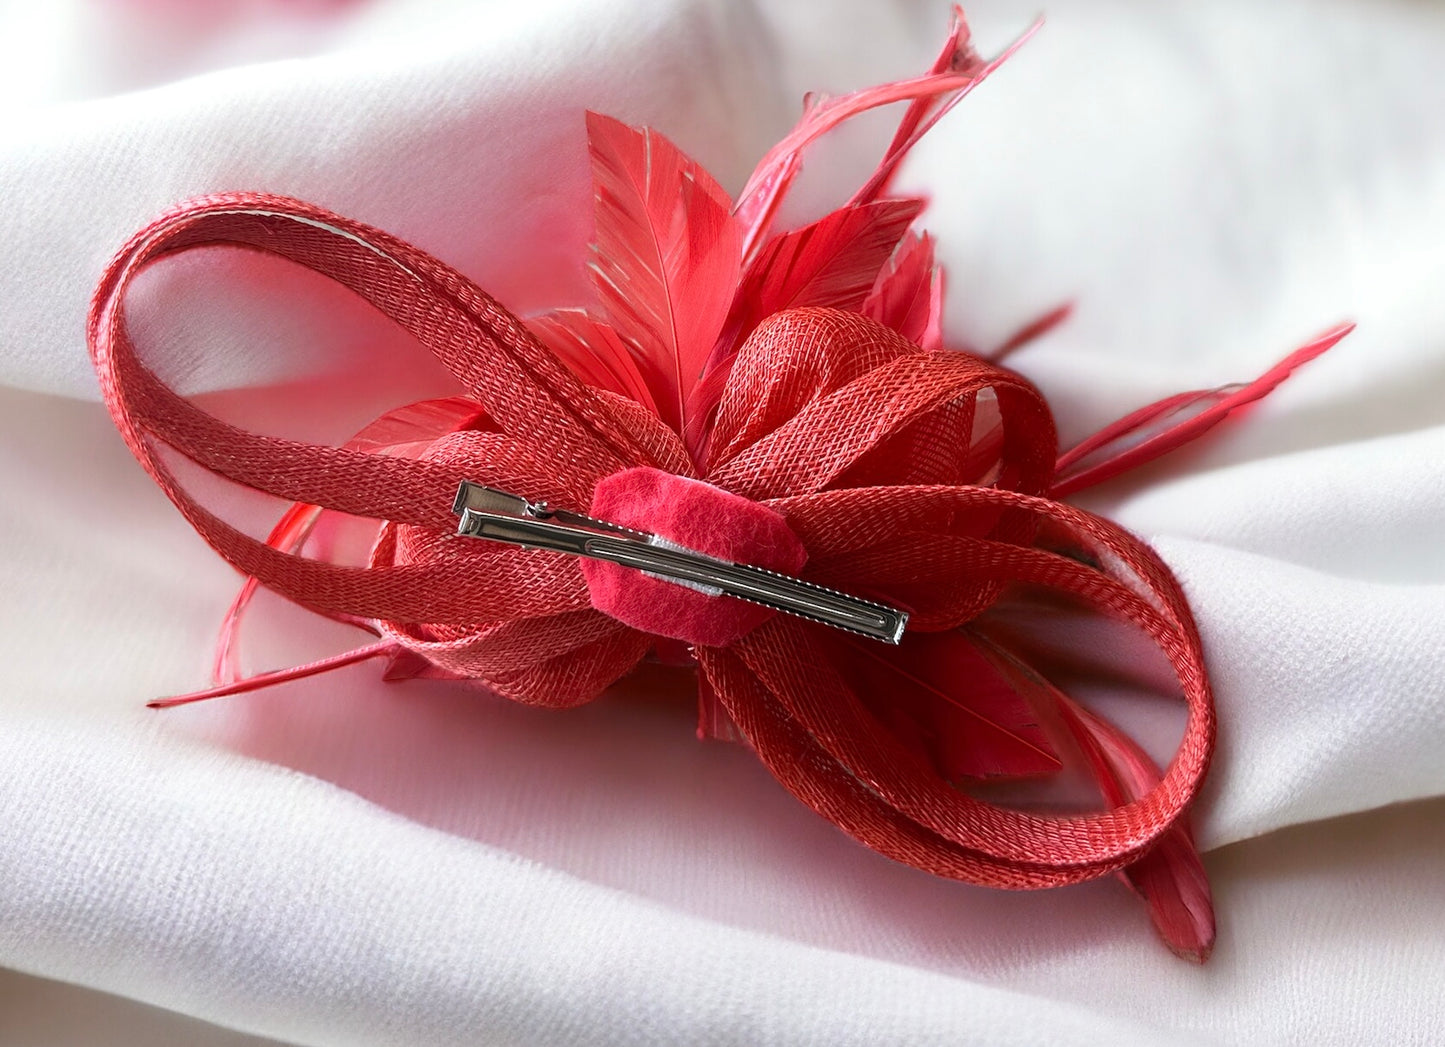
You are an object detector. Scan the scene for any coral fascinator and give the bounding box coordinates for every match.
[88,8,1349,961]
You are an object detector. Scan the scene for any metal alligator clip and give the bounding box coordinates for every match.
[452,481,908,644]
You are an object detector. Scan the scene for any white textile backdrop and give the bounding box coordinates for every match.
[1,0,1443,1043]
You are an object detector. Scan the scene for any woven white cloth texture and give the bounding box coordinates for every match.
[1,0,1442,1043]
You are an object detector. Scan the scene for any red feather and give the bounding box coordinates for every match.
[584,111,741,434]
[1052,323,1353,497]
[527,309,662,416]
[733,11,1036,261]
[971,632,1215,960]
[735,198,924,321]
[213,394,485,686]
[844,631,1061,782]
[851,15,1038,206]
[685,199,922,451]
[735,77,965,263]
[1057,696,1216,963]
[988,302,1074,363]
[732,97,810,265]
[862,231,944,350]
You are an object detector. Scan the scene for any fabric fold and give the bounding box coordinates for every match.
[3,0,1445,1042]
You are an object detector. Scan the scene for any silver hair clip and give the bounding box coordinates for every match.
[453,481,908,644]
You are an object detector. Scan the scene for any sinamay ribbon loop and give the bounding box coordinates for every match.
[89,193,1213,889]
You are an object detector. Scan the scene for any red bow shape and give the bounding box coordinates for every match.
[88,11,1349,961]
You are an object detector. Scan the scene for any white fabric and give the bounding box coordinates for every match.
[2,0,1444,1043]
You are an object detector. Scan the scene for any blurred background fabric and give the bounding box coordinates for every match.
[2,0,1443,1043]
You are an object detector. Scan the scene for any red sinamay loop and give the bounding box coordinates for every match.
[88,193,1214,890]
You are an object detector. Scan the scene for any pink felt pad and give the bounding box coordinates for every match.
[582,467,808,647]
